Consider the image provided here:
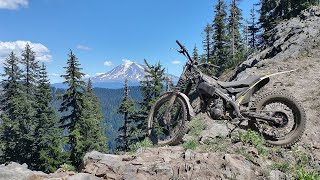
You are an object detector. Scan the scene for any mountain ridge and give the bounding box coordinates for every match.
[52,60,179,89]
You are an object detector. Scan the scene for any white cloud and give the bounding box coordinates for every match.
[84,74,91,78]
[104,60,113,66]
[50,73,60,77]
[96,72,105,76]
[0,0,28,10]
[76,44,92,51]
[0,40,52,63]
[171,60,181,64]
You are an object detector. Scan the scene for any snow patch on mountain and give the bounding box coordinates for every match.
[91,60,146,83]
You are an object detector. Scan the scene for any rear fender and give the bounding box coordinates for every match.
[236,70,296,105]
[236,76,270,105]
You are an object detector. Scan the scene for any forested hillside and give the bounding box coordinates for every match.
[51,86,142,151]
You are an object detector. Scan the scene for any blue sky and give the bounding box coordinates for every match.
[0,0,258,83]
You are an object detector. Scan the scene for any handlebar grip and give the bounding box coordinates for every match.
[176,40,183,49]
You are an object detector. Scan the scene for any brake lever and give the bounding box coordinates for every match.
[170,48,178,52]
[170,48,184,54]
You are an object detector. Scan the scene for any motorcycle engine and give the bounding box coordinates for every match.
[207,97,225,119]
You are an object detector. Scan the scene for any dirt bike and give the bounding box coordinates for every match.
[147,40,306,147]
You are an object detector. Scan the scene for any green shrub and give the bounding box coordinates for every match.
[182,138,198,150]
[129,138,153,153]
[239,130,269,156]
[272,161,291,173]
[235,147,255,162]
[200,137,229,153]
[296,168,320,180]
[188,117,206,137]
[240,130,263,145]
[60,163,76,172]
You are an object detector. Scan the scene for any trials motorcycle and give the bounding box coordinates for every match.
[147,40,306,147]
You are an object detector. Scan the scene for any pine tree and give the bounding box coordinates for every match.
[1,51,64,172]
[116,79,134,151]
[59,50,86,167]
[137,60,166,111]
[212,0,229,74]
[32,63,65,172]
[228,0,242,58]
[259,0,276,43]
[60,51,107,167]
[21,43,39,95]
[141,59,165,108]
[225,0,246,70]
[0,52,25,164]
[248,4,259,50]
[129,60,166,146]
[82,79,108,153]
[19,44,40,166]
[202,24,213,63]
[192,44,199,62]
[244,19,250,59]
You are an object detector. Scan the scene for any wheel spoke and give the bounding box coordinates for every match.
[257,101,296,139]
[150,96,185,145]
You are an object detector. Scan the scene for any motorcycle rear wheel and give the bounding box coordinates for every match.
[147,93,188,146]
[252,91,306,147]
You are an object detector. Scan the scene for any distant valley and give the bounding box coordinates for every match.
[51,86,142,151]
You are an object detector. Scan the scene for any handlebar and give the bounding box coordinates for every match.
[176,40,183,49]
[176,40,193,64]
[175,40,221,70]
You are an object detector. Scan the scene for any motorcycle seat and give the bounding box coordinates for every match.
[217,75,263,88]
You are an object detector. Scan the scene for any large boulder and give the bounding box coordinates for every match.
[0,162,47,180]
[0,162,102,180]
[81,149,261,180]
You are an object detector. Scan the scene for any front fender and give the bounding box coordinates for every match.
[162,91,196,118]
[147,91,195,136]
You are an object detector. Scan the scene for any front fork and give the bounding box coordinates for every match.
[163,92,178,127]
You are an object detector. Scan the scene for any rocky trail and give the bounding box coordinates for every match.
[1,6,320,180]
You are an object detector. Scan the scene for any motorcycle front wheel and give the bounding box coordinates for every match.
[147,93,188,146]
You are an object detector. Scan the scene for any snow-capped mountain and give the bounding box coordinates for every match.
[91,60,145,83]
[52,60,179,89]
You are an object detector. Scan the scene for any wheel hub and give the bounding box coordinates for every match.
[272,111,289,128]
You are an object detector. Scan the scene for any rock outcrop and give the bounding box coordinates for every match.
[82,149,259,180]
[0,162,47,180]
[0,162,100,180]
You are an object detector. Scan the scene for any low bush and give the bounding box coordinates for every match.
[182,138,198,150]
[239,130,269,156]
[129,138,153,153]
